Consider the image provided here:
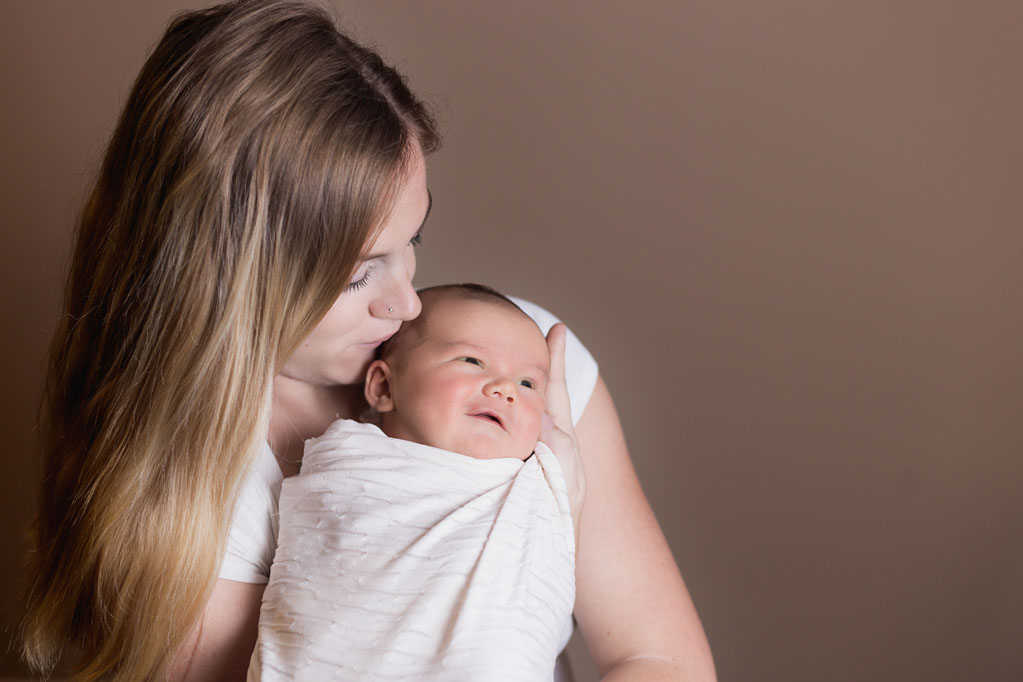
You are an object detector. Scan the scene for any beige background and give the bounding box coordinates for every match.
[2,2,1022,680]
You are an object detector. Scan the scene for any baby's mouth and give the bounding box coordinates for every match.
[471,410,505,429]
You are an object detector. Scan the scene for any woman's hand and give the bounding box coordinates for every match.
[538,322,586,542]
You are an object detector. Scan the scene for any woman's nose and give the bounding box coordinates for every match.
[372,289,420,320]
[371,260,421,320]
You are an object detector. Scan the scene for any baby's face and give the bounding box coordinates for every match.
[379,298,549,461]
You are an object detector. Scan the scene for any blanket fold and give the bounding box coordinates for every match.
[250,419,576,682]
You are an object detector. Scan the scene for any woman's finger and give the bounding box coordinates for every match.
[540,323,585,540]
[544,323,573,434]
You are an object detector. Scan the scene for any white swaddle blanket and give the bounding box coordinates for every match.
[250,419,576,682]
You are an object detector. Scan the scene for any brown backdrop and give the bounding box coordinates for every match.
[2,2,1021,681]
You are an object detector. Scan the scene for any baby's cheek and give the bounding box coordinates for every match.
[525,402,546,441]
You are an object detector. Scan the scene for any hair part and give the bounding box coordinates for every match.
[22,2,438,680]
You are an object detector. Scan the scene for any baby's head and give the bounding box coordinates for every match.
[364,284,549,461]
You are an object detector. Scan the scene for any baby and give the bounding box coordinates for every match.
[251,284,579,682]
[366,283,551,463]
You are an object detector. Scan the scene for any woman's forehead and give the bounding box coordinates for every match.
[362,154,430,260]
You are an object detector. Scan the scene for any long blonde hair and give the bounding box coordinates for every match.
[22,1,438,679]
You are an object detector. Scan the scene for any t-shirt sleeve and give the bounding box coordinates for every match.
[510,297,600,426]
[218,441,282,583]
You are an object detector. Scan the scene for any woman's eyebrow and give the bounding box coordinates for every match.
[421,189,433,229]
[362,189,433,261]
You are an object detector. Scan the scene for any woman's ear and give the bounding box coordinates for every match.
[364,359,396,413]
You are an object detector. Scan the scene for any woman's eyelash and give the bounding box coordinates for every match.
[345,266,373,292]
[347,234,418,293]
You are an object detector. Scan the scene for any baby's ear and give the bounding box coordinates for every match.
[364,359,395,413]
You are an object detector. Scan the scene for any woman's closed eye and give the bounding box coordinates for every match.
[345,263,374,292]
[346,231,420,293]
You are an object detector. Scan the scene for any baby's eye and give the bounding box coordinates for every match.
[460,357,482,366]
[519,379,535,389]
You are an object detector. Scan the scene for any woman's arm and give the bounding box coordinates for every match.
[169,579,264,682]
[573,377,716,682]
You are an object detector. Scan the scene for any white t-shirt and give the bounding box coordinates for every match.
[219,297,599,584]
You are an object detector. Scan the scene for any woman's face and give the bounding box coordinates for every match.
[279,148,431,387]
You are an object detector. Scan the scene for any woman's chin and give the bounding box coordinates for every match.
[277,352,372,388]
[330,351,375,385]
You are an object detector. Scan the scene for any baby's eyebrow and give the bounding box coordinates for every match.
[437,340,483,351]
[437,341,548,377]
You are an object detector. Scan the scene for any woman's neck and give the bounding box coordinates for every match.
[269,376,364,476]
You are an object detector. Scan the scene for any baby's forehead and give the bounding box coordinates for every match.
[381,289,547,367]
[411,297,546,356]
[425,299,544,344]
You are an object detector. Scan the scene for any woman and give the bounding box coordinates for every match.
[23,1,715,680]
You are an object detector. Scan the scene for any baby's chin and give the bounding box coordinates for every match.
[470,449,533,462]
[440,442,529,462]
[378,416,540,461]
[461,435,541,462]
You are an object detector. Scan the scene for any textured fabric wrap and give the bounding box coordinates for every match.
[249,419,576,682]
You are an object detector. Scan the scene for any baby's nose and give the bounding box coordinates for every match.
[486,379,516,402]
